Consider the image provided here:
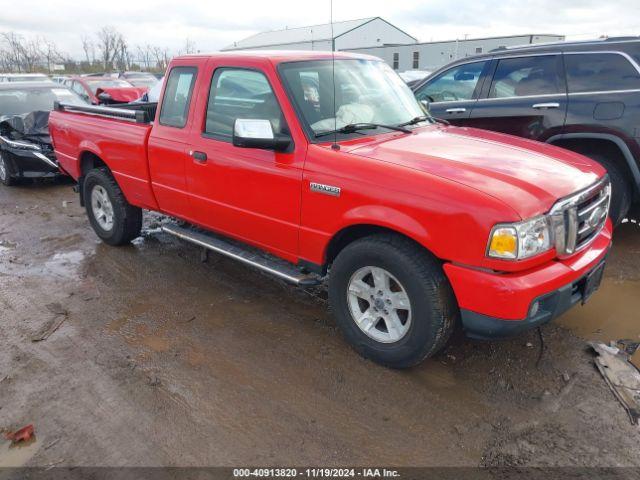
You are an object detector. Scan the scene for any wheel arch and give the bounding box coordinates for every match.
[322,222,436,273]
[79,150,109,176]
[77,150,109,206]
[547,133,640,193]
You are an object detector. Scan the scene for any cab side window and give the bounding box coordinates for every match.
[565,53,640,93]
[489,55,561,98]
[205,68,286,141]
[415,61,487,103]
[159,66,197,128]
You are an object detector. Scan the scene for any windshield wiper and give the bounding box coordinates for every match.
[397,115,431,127]
[397,115,450,127]
[315,122,412,138]
[431,117,450,126]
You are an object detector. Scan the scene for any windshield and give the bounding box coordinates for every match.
[279,59,425,139]
[84,79,134,94]
[0,87,85,115]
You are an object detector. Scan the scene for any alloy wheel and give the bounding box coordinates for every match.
[90,185,115,231]
[347,266,412,343]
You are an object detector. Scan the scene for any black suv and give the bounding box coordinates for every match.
[412,37,640,224]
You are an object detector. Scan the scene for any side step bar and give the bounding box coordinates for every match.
[161,223,321,286]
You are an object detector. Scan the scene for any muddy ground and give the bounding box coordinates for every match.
[0,181,639,468]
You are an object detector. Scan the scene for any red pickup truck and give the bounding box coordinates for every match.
[49,51,612,368]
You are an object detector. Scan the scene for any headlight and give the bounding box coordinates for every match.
[488,215,553,260]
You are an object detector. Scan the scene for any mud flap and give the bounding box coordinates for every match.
[76,176,85,207]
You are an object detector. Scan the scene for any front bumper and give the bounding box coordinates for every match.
[444,220,612,339]
[3,147,58,177]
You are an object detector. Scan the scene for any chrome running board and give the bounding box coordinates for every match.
[161,223,321,286]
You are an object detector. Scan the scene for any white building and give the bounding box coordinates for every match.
[347,34,565,71]
[222,17,417,52]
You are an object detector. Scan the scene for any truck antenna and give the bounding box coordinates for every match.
[330,0,339,151]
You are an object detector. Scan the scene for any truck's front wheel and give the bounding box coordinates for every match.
[328,234,458,368]
[83,168,142,246]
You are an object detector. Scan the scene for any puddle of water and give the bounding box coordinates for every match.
[558,222,640,342]
[43,251,86,278]
[0,250,88,278]
[0,438,41,467]
[558,278,640,341]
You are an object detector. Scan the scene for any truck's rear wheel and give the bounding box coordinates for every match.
[0,151,17,186]
[83,168,142,246]
[328,234,458,369]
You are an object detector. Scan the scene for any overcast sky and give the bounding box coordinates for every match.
[0,0,638,58]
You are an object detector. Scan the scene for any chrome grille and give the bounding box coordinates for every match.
[549,176,610,258]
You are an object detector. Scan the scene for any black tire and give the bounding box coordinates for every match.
[83,168,142,246]
[328,234,458,369]
[628,203,640,223]
[0,151,17,186]
[587,153,632,226]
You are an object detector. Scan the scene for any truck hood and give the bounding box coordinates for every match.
[347,126,604,219]
[96,87,148,103]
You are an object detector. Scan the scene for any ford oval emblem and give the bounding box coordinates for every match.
[587,206,605,229]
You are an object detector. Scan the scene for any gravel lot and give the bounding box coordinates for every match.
[0,180,639,468]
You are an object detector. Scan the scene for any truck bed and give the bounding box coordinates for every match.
[49,102,159,210]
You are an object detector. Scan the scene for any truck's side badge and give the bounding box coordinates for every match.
[310,182,341,197]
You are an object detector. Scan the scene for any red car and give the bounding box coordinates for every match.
[65,76,147,105]
[49,51,611,368]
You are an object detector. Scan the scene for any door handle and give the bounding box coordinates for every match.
[190,150,207,163]
[532,102,560,109]
[445,107,467,113]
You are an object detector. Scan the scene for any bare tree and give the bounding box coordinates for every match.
[136,44,154,71]
[21,36,44,72]
[114,36,131,71]
[1,32,26,72]
[96,26,126,71]
[151,46,171,71]
[42,38,65,73]
[81,35,95,64]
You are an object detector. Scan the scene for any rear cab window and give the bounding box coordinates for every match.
[488,55,562,98]
[159,66,197,128]
[564,52,640,93]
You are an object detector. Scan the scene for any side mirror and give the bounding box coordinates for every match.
[420,99,431,113]
[232,119,291,151]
